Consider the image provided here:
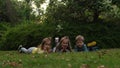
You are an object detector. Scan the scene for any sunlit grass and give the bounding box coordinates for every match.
[0,49,120,68]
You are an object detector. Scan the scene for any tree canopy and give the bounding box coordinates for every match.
[0,0,120,24]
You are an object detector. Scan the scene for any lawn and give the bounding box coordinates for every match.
[0,49,120,68]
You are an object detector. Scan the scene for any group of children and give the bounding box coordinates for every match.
[18,35,98,54]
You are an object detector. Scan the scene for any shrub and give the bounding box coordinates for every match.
[0,22,120,50]
[0,23,10,40]
[55,22,120,49]
[0,23,56,50]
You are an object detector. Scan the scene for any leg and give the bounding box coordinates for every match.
[20,47,29,53]
[28,47,36,53]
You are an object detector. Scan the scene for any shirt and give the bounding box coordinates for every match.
[74,44,88,52]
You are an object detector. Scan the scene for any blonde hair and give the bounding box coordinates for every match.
[56,36,72,52]
[75,35,84,41]
[60,36,69,43]
[39,37,52,50]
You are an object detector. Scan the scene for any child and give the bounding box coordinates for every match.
[18,37,52,54]
[56,36,72,52]
[54,36,72,52]
[74,35,88,52]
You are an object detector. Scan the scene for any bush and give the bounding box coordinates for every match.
[54,22,120,49]
[0,23,10,40]
[0,22,120,50]
[0,23,56,50]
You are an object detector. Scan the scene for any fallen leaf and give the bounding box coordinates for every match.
[80,64,90,68]
[97,65,105,68]
[68,63,72,68]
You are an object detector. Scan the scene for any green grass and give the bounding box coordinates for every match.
[0,49,120,68]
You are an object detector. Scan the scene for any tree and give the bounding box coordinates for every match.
[0,0,47,23]
[0,0,19,23]
[112,0,120,7]
[86,0,112,22]
[45,0,113,23]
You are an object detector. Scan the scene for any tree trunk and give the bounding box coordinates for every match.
[5,0,19,23]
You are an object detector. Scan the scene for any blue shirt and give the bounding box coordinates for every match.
[74,44,89,52]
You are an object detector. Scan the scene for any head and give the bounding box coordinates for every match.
[59,36,71,49]
[40,37,52,52]
[75,35,84,47]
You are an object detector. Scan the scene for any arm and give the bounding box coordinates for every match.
[83,44,89,52]
[74,46,78,52]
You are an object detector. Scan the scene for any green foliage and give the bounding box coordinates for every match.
[102,5,120,23]
[0,0,19,23]
[0,22,120,50]
[12,0,34,21]
[0,22,56,50]
[45,0,115,23]
[0,23,11,40]
[112,0,120,7]
[0,0,46,23]
[59,22,120,49]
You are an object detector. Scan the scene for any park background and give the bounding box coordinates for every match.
[0,0,120,68]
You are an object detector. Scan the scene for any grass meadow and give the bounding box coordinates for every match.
[0,49,120,68]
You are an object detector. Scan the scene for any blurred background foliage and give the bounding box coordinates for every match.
[0,0,120,50]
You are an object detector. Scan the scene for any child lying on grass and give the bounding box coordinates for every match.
[74,35,89,52]
[54,36,72,52]
[18,37,52,54]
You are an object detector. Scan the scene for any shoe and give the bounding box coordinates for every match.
[18,49,22,53]
[18,45,23,52]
